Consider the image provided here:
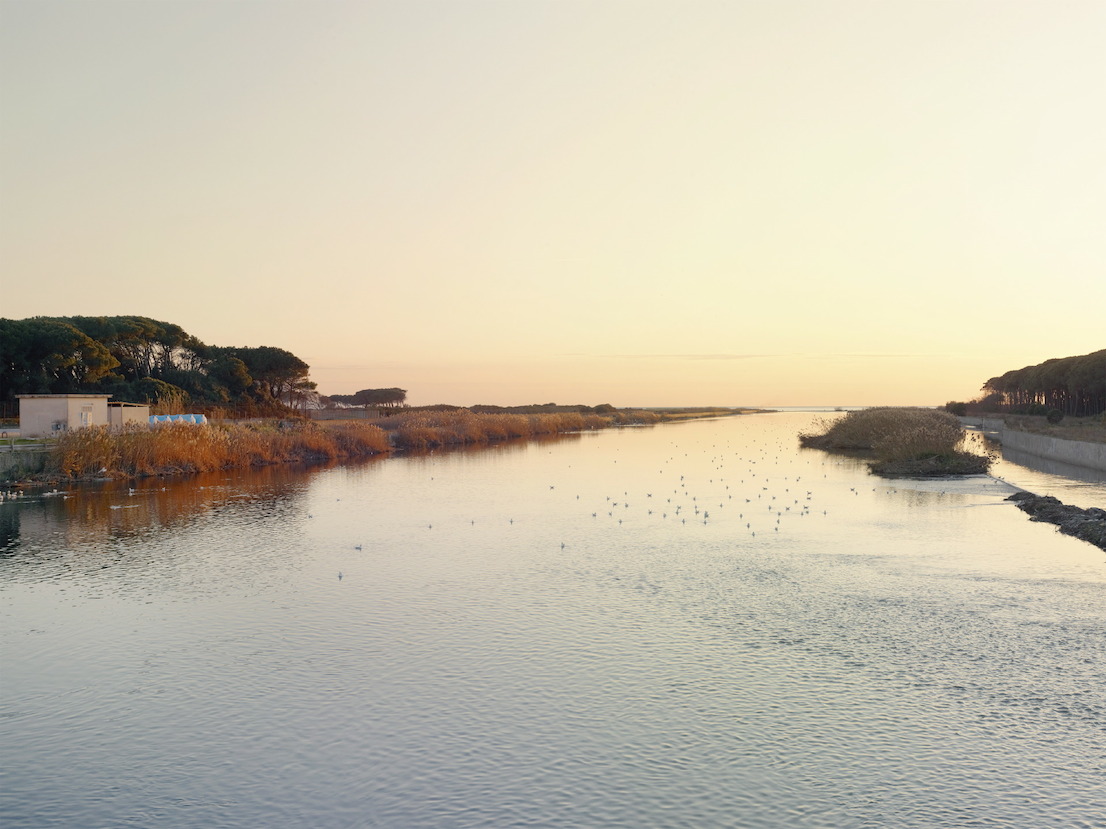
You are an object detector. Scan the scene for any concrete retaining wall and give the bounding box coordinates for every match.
[0,449,49,480]
[960,416,1005,433]
[1000,429,1106,473]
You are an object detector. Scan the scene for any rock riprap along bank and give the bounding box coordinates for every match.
[1007,491,1106,551]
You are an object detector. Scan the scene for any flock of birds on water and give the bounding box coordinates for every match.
[324,430,1021,582]
[0,485,171,506]
[1,423,1019,583]
[321,435,831,579]
[326,433,894,579]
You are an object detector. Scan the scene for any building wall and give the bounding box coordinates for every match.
[18,395,111,437]
[18,397,69,438]
[108,405,151,427]
[66,397,108,430]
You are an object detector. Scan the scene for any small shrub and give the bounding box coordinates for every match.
[1046,409,1064,424]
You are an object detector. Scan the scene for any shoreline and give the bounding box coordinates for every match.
[1,407,767,488]
[1006,491,1106,551]
[960,415,1106,473]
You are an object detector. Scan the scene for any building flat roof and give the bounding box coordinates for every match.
[16,393,113,399]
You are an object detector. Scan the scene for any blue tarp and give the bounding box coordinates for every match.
[149,414,208,425]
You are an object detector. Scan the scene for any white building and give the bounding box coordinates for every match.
[17,394,112,438]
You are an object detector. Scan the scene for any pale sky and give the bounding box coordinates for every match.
[2,0,1103,407]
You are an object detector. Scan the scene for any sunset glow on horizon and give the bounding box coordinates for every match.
[2,1,1103,407]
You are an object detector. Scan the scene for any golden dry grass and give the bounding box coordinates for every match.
[47,409,664,479]
[800,407,960,453]
[373,410,619,450]
[51,421,391,478]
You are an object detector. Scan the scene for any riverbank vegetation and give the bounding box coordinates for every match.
[38,407,673,480]
[641,407,766,420]
[50,421,392,478]
[376,409,633,451]
[799,407,992,476]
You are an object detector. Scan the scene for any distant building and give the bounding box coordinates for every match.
[17,394,111,438]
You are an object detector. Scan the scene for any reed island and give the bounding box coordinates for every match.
[799,407,993,477]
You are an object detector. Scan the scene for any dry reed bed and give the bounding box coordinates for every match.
[372,410,640,451]
[51,421,391,478]
[800,407,992,476]
[48,410,663,478]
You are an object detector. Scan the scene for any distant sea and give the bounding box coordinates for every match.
[763,405,869,412]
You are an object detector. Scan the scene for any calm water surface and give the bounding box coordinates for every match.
[2,413,1104,828]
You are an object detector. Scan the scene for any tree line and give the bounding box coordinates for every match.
[951,349,1105,417]
[324,388,408,409]
[0,315,314,415]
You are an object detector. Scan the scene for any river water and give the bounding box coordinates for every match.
[2,412,1104,828]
